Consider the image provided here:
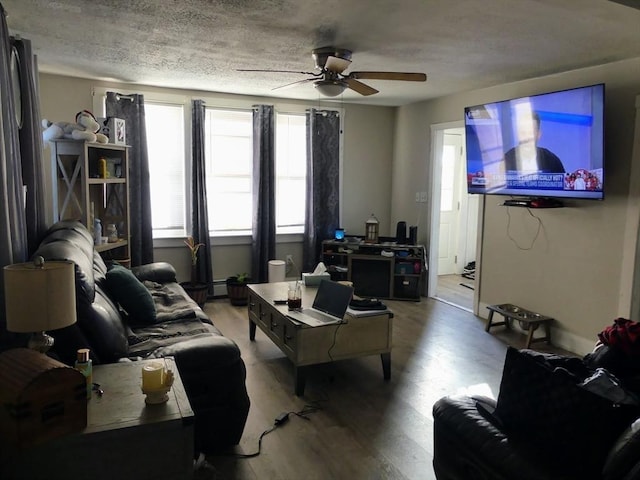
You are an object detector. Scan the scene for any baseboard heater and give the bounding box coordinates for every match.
[212,279,228,298]
[209,276,298,300]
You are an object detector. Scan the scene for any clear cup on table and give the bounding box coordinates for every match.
[287,281,302,310]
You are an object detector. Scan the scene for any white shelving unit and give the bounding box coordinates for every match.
[50,140,130,264]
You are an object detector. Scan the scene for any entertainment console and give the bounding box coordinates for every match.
[321,239,427,301]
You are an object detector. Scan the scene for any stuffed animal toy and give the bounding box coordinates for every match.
[42,110,109,144]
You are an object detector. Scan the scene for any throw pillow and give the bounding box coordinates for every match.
[494,347,640,479]
[105,265,157,324]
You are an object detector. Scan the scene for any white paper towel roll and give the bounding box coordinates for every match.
[268,259,286,283]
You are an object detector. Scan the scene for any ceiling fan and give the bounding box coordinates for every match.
[238,46,427,97]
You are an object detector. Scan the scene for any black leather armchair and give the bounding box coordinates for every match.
[433,348,640,480]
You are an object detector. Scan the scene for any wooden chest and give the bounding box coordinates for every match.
[0,348,87,448]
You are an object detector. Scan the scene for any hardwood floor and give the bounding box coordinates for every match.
[201,295,571,480]
[435,274,474,311]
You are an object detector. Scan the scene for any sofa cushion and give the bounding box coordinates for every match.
[494,347,640,479]
[34,220,97,304]
[132,262,177,283]
[105,265,157,324]
[82,285,130,362]
[127,318,215,358]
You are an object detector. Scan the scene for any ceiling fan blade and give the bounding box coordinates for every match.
[345,78,379,96]
[325,55,352,74]
[348,72,427,82]
[237,69,320,76]
[272,77,318,91]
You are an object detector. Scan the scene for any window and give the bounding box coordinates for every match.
[276,113,306,233]
[138,95,311,239]
[203,109,307,236]
[204,108,254,234]
[145,102,186,236]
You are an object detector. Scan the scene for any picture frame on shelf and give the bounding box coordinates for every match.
[98,117,127,145]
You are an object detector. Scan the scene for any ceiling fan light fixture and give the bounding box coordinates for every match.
[314,79,347,97]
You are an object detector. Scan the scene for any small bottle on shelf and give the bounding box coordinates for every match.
[99,157,108,178]
[94,218,102,245]
[75,348,93,399]
[106,223,118,243]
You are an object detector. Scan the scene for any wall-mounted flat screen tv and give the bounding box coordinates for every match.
[464,83,604,200]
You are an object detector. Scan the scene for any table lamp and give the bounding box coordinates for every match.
[3,257,77,353]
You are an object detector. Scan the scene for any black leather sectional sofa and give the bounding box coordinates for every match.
[32,220,250,454]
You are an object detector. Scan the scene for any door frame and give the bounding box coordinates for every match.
[428,121,484,314]
[438,131,464,276]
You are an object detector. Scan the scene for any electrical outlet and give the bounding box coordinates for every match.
[415,192,420,203]
[420,191,428,203]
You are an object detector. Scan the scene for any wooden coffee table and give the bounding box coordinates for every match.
[248,282,393,395]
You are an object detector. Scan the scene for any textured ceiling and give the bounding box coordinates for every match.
[4,0,640,106]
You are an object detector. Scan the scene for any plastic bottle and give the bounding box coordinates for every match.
[106,223,118,243]
[75,348,93,399]
[99,157,108,178]
[94,218,102,245]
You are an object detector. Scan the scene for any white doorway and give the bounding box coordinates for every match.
[428,122,482,313]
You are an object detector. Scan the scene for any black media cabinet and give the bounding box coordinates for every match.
[321,239,427,301]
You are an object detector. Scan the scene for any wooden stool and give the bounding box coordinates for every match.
[486,304,553,348]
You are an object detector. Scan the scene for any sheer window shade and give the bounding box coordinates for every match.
[205,108,253,233]
[145,103,185,233]
[276,113,306,232]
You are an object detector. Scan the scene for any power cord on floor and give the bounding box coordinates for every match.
[224,404,322,459]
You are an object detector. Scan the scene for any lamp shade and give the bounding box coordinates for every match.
[4,260,77,333]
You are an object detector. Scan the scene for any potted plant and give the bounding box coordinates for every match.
[226,272,250,306]
[180,236,208,307]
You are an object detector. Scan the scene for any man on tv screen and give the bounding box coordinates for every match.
[503,110,566,174]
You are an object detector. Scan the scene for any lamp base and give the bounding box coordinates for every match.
[28,331,54,354]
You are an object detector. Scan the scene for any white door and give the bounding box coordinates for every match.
[438,133,463,274]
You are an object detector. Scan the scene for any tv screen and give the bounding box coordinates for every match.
[464,83,604,200]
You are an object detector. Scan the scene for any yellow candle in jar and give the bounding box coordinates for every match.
[142,362,164,390]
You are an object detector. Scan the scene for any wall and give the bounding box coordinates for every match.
[341,105,396,236]
[393,57,640,354]
[38,74,396,283]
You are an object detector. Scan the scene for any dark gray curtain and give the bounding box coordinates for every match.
[12,36,46,256]
[0,2,28,344]
[191,100,213,294]
[251,105,276,283]
[303,109,341,272]
[106,92,153,266]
